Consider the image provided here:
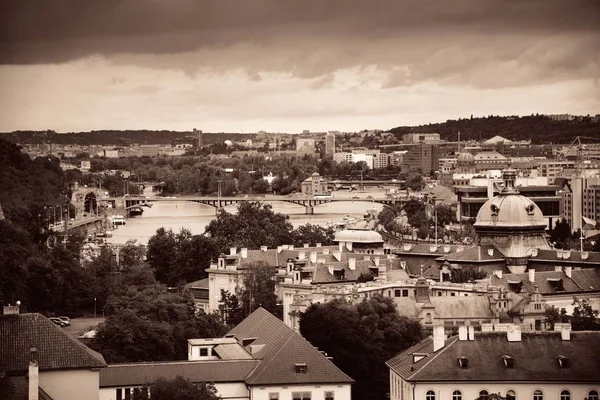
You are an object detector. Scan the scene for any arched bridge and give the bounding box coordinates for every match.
[101,195,408,215]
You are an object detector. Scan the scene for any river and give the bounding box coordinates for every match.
[105,190,385,245]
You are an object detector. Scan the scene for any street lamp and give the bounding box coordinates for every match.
[94,297,97,318]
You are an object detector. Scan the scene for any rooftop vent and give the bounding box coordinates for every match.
[457,356,469,369]
[581,251,589,260]
[502,355,514,368]
[443,245,451,253]
[487,248,494,257]
[531,248,538,257]
[556,355,569,368]
[294,363,307,374]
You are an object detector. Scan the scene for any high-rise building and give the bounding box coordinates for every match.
[194,129,203,148]
[325,132,336,155]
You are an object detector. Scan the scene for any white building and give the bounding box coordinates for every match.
[387,324,600,400]
[99,308,353,400]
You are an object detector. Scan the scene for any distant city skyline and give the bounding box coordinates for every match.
[0,0,599,132]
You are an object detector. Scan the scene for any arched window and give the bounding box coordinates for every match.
[425,313,432,324]
[533,390,543,400]
[452,390,462,400]
[560,391,570,400]
[588,391,599,400]
[426,390,436,400]
[506,390,516,400]
[479,390,489,397]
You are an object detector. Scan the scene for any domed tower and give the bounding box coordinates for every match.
[474,168,549,273]
[456,152,475,173]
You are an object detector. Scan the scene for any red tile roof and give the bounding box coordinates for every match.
[0,313,106,373]
[388,331,600,382]
[228,308,354,386]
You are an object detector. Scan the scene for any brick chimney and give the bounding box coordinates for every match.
[29,347,39,400]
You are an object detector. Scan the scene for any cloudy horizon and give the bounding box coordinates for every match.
[1,0,599,133]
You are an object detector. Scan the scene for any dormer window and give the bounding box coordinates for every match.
[502,355,514,368]
[556,355,569,368]
[199,347,209,357]
[458,356,469,369]
[412,353,427,363]
[547,278,565,291]
[294,363,307,374]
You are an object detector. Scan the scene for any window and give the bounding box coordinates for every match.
[533,390,543,400]
[452,390,462,400]
[292,392,311,400]
[506,390,516,400]
[269,393,279,400]
[116,389,122,400]
[125,388,131,400]
[402,289,409,297]
[588,390,599,400]
[395,289,401,297]
[426,390,436,400]
[479,391,489,397]
[560,391,570,400]
[325,391,335,400]
[199,347,208,357]
[295,363,307,373]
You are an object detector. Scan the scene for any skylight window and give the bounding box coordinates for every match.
[502,355,514,368]
[294,363,307,374]
[457,356,469,369]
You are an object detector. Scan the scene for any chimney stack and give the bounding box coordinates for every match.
[260,245,268,252]
[554,323,571,341]
[564,266,572,278]
[303,243,309,248]
[433,325,445,352]
[338,242,344,253]
[310,252,317,263]
[298,251,306,260]
[374,257,380,267]
[468,325,475,341]
[507,324,522,342]
[316,243,322,248]
[458,325,468,341]
[230,247,237,256]
[528,269,535,283]
[29,347,39,400]
[241,248,248,259]
[348,258,356,270]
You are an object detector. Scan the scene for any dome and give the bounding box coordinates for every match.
[334,229,384,243]
[474,169,546,229]
[457,152,475,165]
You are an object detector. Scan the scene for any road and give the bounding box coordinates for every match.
[63,317,105,338]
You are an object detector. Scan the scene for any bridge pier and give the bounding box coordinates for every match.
[305,206,314,214]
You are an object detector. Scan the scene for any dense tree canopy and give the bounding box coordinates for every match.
[144,377,219,400]
[300,297,423,400]
[91,285,228,362]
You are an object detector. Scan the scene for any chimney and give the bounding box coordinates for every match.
[323,248,330,255]
[338,242,344,253]
[528,269,535,283]
[378,265,387,281]
[348,258,356,270]
[230,247,237,256]
[277,246,283,253]
[493,270,503,279]
[303,243,310,248]
[468,325,475,341]
[333,251,342,261]
[507,324,522,342]
[310,252,317,263]
[555,323,571,341]
[3,303,20,315]
[564,266,572,278]
[298,251,306,260]
[289,245,294,250]
[458,325,468,341]
[433,325,445,352]
[241,248,248,259]
[29,347,39,400]
[363,255,370,261]
[374,257,380,267]
[316,243,322,248]
[261,245,268,252]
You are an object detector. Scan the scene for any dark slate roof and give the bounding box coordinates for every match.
[441,245,505,263]
[185,278,209,290]
[394,243,463,257]
[311,260,375,284]
[0,313,106,373]
[491,269,600,295]
[236,247,345,268]
[99,359,260,387]
[228,307,354,385]
[530,249,600,265]
[388,331,600,382]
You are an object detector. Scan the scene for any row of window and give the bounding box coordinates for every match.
[269,391,334,400]
[426,389,599,400]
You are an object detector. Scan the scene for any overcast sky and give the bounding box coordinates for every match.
[1,0,599,133]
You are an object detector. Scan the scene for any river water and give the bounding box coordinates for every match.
[106,190,384,245]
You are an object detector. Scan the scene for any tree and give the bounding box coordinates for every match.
[119,239,147,272]
[141,377,219,400]
[544,305,567,330]
[91,285,228,362]
[449,268,487,283]
[300,296,423,400]
[238,264,281,319]
[83,192,98,214]
[551,218,571,245]
[218,290,245,327]
[434,204,455,226]
[292,223,336,246]
[406,169,425,191]
[146,227,178,284]
[570,298,600,330]
[204,202,294,250]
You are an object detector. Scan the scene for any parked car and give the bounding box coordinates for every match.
[78,330,97,339]
[57,316,71,326]
[49,317,66,327]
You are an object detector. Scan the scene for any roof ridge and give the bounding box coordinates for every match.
[107,359,259,367]
[408,335,458,380]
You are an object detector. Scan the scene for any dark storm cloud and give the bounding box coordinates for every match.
[1,0,599,87]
